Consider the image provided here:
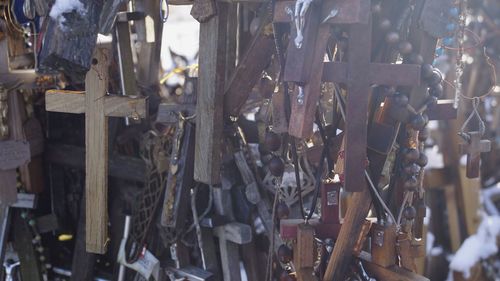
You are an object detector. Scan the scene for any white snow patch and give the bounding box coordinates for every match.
[449,216,500,279]
[49,0,87,26]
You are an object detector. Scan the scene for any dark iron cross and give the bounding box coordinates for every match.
[275,0,421,192]
[459,131,491,178]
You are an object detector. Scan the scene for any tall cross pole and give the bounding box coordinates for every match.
[45,47,148,254]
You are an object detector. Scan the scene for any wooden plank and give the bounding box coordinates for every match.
[85,48,109,254]
[444,185,462,252]
[322,62,421,86]
[458,166,481,235]
[45,90,147,118]
[323,188,372,280]
[359,252,430,281]
[194,4,229,184]
[71,197,96,281]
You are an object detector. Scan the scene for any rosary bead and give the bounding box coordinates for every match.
[403,176,419,191]
[427,69,443,85]
[265,131,281,152]
[408,53,424,65]
[379,19,391,31]
[403,206,417,220]
[410,114,428,131]
[269,156,285,177]
[277,244,293,263]
[446,23,457,31]
[429,83,443,98]
[276,201,290,219]
[404,163,420,175]
[421,64,434,79]
[393,93,409,107]
[443,37,454,46]
[403,148,420,163]
[398,41,413,55]
[418,128,429,142]
[416,153,428,167]
[449,7,459,17]
[385,32,400,45]
[435,47,445,56]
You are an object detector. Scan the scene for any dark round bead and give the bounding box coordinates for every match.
[385,32,400,45]
[265,131,281,152]
[404,163,420,175]
[393,93,409,107]
[418,129,429,142]
[276,201,290,219]
[403,148,420,162]
[398,41,413,55]
[429,83,443,98]
[277,244,293,263]
[403,206,417,220]
[410,114,428,131]
[416,153,428,167]
[379,19,391,31]
[427,69,443,85]
[408,53,424,65]
[403,176,419,191]
[421,64,434,79]
[269,156,285,177]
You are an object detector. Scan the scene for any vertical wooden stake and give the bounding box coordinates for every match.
[85,48,109,254]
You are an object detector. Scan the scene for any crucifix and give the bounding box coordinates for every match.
[275,0,421,192]
[459,131,491,178]
[45,47,148,254]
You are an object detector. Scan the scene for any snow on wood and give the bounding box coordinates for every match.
[449,216,500,279]
[49,0,87,24]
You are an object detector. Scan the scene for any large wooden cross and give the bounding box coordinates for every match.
[274,0,421,192]
[45,47,148,254]
[459,131,491,178]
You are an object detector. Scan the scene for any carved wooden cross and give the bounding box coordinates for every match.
[45,47,148,254]
[275,0,421,192]
[459,131,491,178]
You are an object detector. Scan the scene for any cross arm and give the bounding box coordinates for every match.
[322,62,421,86]
[45,90,148,118]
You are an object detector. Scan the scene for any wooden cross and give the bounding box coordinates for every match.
[459,131,491,178]
[275,0,421,192]
[45,47,148,254]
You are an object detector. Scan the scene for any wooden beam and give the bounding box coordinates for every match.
[359,252,430,281]
[85,48,109,254]
[194,4,229,184]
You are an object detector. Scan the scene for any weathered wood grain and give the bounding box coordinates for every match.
[85,48,109,254]
[194,4,229,184]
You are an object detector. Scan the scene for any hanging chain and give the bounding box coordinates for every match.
[453,0,466,109]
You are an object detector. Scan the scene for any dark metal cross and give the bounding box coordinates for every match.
[459,131,491,178]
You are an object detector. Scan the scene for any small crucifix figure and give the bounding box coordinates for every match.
[459,131,491,178]
[45,47,148,254]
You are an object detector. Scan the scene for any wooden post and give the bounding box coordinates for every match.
[45,47,148,254]
[194,4,229,184]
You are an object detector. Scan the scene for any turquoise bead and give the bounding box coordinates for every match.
[446,23,456,31]
[436,47,444,56]
[449,7,459,17]
[443,37,454,46]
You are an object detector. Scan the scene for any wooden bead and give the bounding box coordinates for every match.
[403,163,420,175]
[277,244,293,263]
[403,206,417,220]
[410,114,428,131]
[393,93,409,107]
[429,83,443,98]
[269,156,285,177]
[276,201,290,219]
[416,153,428,167]
[421,64,434,79]
[398,41,413,55]
[403,148,420,162]
[418,129,429,142]
[265,131,281,152]
[403,176,419,191]
[379,19,391,31]
[385,32,400,44]
[408,53,424,65]
[427,69,443,85]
